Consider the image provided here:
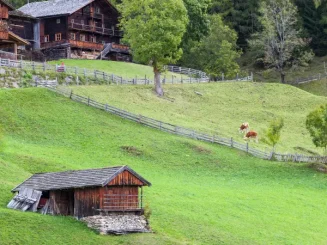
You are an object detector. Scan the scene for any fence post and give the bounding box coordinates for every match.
[32,62,35,72]
[75,67,78,76]
[94,70,97,82]
[251,72,253,81]
[20,59,23,69]
[70,90,73,99]
[246,142,249,153]
[172,75,174,84]
[88,97,90,106]
[0,58,2,66]
[43,62,46,72]
[222,73,224,81]
[121,77,123,84]
[105,104,108,111]
[83,68,86,78]
[212,135,215,143]
[231,137,234,148]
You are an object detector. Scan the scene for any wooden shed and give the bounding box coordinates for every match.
[10,166,151,219]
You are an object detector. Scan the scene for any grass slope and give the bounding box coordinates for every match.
[68,83,327,155]
[297,79,327,97]
[0,88,326,244]
[49,59,187,80]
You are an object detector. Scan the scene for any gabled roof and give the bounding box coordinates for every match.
[18,0,117,18]
[9,10,36,20]
[8,31,30,45]
[0,0,15,11]
[12,166,151,192]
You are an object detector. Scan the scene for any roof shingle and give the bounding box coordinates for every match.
[12,166,151,192]
[18,0,94,18]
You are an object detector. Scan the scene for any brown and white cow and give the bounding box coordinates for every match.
[244,131,258,143]
[239,122,250,133]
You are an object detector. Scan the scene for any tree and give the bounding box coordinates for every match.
[264,118,284,152]
[182,15,241,79]
[249,0,310,83]
[306,104,327,154]
[119,0,188,96]
[209,0,262,51]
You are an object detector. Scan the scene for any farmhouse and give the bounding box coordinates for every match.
[8,166,151,219]
[18,0,131,61]
[0,0,32,59]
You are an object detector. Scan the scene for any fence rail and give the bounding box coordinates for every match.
[44,86,327,165]
[0,58,253,86]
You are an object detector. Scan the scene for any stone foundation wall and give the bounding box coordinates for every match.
[81,215,151,235]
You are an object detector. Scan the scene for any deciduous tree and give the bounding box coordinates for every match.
[249,0,310,83]
[264,118,284,152]
[119,0,188,96]
[306,104,327,154]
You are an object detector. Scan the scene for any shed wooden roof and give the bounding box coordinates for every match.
[12,166,151,192]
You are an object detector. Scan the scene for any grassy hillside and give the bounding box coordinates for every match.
[0,88,326,244]
[297,79,327,97]
[68,83,327,155]
[240,54,327,83]
[49,59,187,80]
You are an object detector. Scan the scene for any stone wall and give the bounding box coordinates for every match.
[81,215,151,235]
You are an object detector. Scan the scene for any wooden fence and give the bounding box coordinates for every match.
[0,58,253,85]
[44,86,327,165]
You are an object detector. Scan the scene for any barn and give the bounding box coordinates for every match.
[8,166,151,219]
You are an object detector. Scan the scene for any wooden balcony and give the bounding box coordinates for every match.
[68,22,123,37]
[0,7,8,19]
[40,39,67,49]
[69,39,104,50]
[40,39,104,51]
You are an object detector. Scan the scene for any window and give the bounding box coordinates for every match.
[44,35,49,43]
[56,18,61,24]
[80,34,86,41]
[70,33,76,40]
[90,36,96,43]
[95,7,100,14]
[55,33,62,41]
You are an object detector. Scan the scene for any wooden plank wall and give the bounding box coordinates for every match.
[50,190,74,216]
[108,170,145,186]
[101,186,139,210]
[74,187,100,218]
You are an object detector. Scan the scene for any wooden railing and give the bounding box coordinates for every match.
[40,39,104,50]
[69,39,104,50]
[68,22,123,37]
[40,39,67,49]
[102,194,143,211]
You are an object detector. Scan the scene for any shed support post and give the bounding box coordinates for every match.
[141,187,143,209]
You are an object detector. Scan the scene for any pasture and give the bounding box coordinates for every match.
[0,88,326,244]
[67,82,327,155]
[48,59,188,80]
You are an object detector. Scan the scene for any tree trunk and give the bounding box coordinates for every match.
[154,66,164,96]
[280,71,286,84]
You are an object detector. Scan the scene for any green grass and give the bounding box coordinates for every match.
[296,79,327,97]
[0,88,326,244]
[240,54,327,83]
[49,59,187,80]
[68,83,327,155]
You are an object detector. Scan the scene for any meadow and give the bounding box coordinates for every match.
[0,88,326,244]
[49,59,187,80]
[68,82,327,155]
